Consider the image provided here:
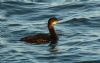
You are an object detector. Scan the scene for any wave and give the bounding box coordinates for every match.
[1,0,100,10]
[61,17,100,27]
[0,0,100,3]
[76,60,100,63]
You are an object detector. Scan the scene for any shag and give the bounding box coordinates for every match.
[20,17,59,44]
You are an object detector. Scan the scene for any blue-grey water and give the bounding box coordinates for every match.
[0,0,100,63]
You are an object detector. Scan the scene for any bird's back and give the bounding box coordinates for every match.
[20,34,50,44]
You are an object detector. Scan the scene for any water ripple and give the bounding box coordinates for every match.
[0,0,100,63]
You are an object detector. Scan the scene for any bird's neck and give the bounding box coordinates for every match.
[48,25,58,41]
[48,25,58,45]
[48,25,56,36]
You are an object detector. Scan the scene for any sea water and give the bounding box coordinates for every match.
[0,0,100,63]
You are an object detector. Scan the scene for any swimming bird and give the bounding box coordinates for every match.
[20,17,59,45]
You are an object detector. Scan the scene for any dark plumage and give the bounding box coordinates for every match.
[20,17,59,44]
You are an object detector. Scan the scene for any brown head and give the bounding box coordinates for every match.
[48,17,59,28]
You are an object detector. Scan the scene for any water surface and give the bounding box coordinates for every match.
[0,0,100,63]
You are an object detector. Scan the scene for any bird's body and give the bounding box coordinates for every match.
[20,17,59,44]
[21,34,50,44]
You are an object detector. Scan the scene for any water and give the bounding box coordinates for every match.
[0,0,100,63]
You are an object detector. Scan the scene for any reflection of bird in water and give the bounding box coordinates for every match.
[20,17,59,47]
